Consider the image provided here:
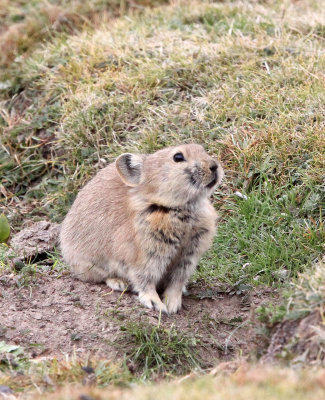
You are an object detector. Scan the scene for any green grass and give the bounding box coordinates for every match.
[286,258,325,319]
[256,257,325,364]
[116,320,201,378]
[197,179,324,285]
[1,2,324,277]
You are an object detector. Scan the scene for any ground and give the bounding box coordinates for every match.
[0,270,276,363]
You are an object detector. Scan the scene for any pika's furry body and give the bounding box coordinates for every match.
[60,144,223,313]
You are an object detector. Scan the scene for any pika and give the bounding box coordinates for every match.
[60,144,224,314]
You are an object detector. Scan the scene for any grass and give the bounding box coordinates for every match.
[116,320,202,378]
[0,352,133,394]
[196,179,324,285]
[286,257,325,320]
[2,339,325,399]
[0,0,169,69]
[1,0,324,282]
[23,365,325,399]
[257,257,325,326]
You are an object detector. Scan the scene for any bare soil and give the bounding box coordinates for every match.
[0,271,276,366]
[263,310,325,364]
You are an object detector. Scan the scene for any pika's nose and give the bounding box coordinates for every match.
[209,162,218,173]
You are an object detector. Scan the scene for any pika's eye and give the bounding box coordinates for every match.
[173,152,185,162]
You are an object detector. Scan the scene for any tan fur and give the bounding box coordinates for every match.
[60,144,224,314]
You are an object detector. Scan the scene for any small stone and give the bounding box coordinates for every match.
[82,366,95,374]
[79,395,95,400]
[11,258,25,272]
[278,269,289,279]
[0,385,12,394]
[234,191,248,200]
[127,360,136,374]
[0,81,11,90]
[71,333,81,341]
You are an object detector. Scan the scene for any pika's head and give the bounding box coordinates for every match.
[115,144,224,207]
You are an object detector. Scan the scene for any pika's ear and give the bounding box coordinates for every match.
[212,157,224,185]
[115,153,143,187]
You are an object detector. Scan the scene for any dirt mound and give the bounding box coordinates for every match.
[263,310,325,364]
[9,221,60,259]
[0,271,274,365]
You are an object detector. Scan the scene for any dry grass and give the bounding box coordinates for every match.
[0,0,169,68]
[29,364,325,399]
[2,355,325,399]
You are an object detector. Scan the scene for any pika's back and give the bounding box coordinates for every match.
[60,163,136,263]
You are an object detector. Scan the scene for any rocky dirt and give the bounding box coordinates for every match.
[263,310,325,364]
[9,221,60,259]
[0,270,276,366]
[0,221,279,367]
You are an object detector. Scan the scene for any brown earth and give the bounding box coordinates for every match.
[263,310,325,365]
[0,270,276,366]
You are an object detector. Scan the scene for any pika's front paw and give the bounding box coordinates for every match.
[138,291,168,314]
[106,278,128,291]
[163,289,182,314]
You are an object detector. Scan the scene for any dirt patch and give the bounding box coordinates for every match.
[263,310,325,364]
[0,271,276,366]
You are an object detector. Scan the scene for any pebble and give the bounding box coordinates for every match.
[79,395,95,400]
[0,385,12,394]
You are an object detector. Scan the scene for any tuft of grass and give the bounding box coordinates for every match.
[257,303,287,328]
[0,353,133,394]
[116,320,202,378]
[286,257,325,320]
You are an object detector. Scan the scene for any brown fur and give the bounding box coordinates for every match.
[60,144,224,314]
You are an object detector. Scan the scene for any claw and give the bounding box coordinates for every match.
[163,289,183,314]
[139,292,168,314]
[106,278,128,292]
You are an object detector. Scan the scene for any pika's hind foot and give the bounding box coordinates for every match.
[138,291,168,314]
[163,287,183,314]
[106,278,128,292]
